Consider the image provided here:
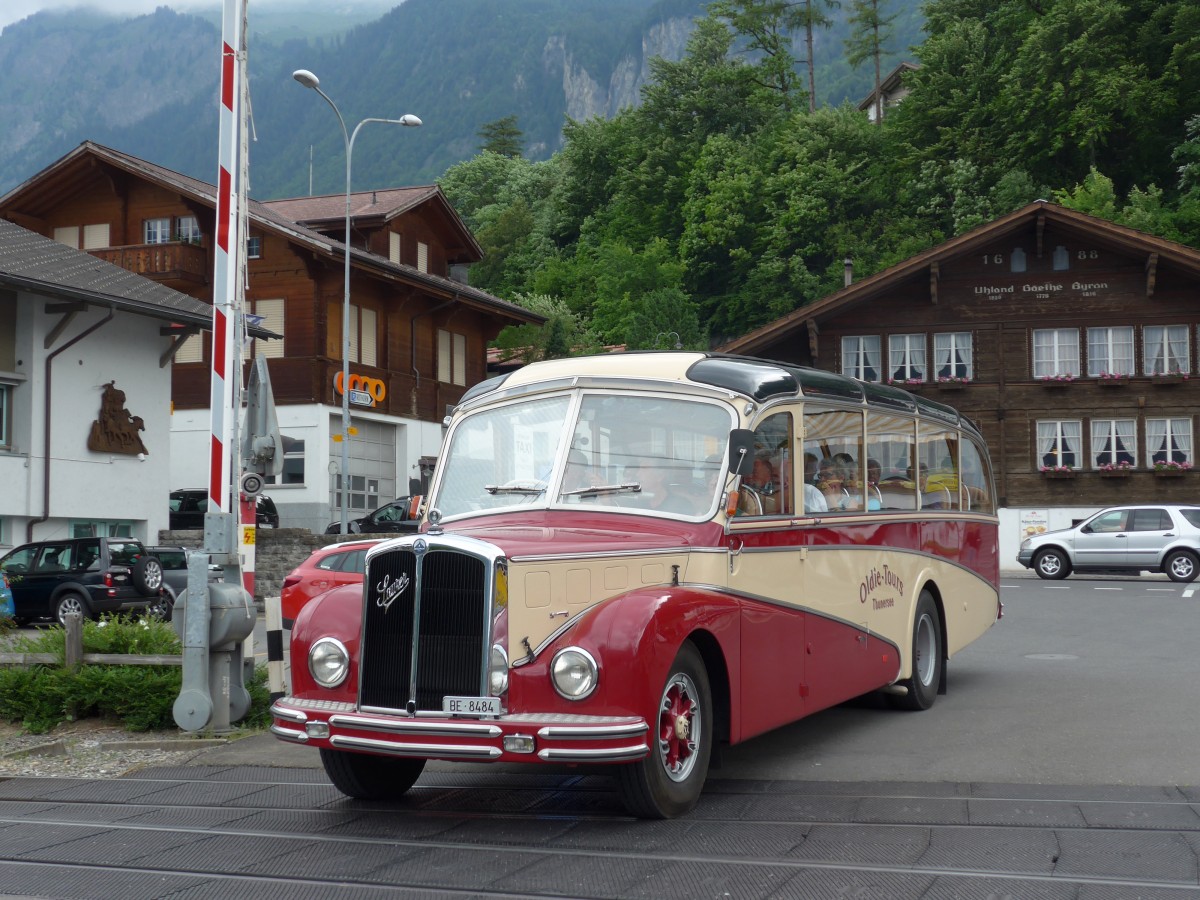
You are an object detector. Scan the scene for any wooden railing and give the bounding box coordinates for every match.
[89,241,208,286]
[0,614,181,669]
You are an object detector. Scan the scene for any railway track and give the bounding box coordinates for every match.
[1,766,1197,898]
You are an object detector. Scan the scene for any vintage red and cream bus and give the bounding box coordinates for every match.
[272,353,1000,818]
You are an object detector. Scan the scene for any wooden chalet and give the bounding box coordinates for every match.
[0,142,542,530]
[722,201,1200,559]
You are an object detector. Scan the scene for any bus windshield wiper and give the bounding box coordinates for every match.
[561,482,642,497]
[485,482,546,495]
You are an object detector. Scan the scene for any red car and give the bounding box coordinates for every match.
[280,540,381,628]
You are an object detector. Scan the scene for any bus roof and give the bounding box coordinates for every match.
[458,352,979,438]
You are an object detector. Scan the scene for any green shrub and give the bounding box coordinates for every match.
[0,614,273,734]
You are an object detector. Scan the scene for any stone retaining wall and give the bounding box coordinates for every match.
[156,529,389,601]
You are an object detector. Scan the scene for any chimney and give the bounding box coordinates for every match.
[843,258,853,287]
[371,191,377,204]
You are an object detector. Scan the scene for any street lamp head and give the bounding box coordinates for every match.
[399,114,422,127]
[292,69,320,90]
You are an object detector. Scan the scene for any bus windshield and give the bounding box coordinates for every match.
[432,392,735,520]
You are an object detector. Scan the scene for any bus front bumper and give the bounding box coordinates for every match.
[270,697,650,765]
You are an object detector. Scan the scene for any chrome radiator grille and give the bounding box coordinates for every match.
[359,545,489,713]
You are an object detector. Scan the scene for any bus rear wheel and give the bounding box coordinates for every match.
[617,641,712,819]
[319,748,426,801]
[889,590,943,711]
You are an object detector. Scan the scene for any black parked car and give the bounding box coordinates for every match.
[169,488,280,529]
[324,496,422,534]
[146,546,223,621]
[0,537,165,625]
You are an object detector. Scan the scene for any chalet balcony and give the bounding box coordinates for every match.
[89,241,208,288]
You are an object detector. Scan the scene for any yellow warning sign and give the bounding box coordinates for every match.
[242,526,256,545]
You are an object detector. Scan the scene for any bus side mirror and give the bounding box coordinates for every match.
[728,429,755,477]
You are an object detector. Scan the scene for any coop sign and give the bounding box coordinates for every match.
[334,372,386,407]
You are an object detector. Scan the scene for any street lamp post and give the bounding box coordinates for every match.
[292,68,421,534]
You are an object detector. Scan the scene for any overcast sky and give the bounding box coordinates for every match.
[0,1,296,32]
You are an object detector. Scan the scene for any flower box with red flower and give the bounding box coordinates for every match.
[1153,461,1192,477]
[1095,372,1130,387]
[1150,371,1190,385]
[1040,466,1075,479]
[1038,374,1076,387]
[1098,462,1133,478]
[936,376,970,390]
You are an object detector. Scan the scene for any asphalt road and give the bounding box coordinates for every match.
[2,574,1198,898]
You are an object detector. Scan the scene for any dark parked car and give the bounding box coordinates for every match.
[1018,504,1200,581]
[169,488,280,529]
[0,537,165,625]
[324,496,422,534]
[146,546,223,621]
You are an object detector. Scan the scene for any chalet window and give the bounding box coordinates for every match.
[417,241,429,273]
[49,224,109,250]
[347,304,377,366]
[176,216,201,244]
[53,226,79,248]
[888,334,926,382]
[438,328,467,386]
[144,218,172,244]
[1037,420,1080,469]
[1087,326,1133,377]
[1032,328,1079,379]
[82,224,110,249]
[174,330,206,364]
[1091,419,1136,468]
[934,332,972,380]
[1144,325,1189,375]
[253,298,284,359]
[247,235,262,259]
[389,232,401,264]
[841,336,880,382]
[1146,418,1192,466]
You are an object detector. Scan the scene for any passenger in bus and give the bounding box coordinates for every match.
[816,458,852,510]
[628,462,704,515]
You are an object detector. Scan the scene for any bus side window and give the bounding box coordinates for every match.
[961,438,994,513]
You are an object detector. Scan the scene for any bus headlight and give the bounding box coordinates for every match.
[309,637,349,688]
[551,647,598,700]
[489,643,509,696]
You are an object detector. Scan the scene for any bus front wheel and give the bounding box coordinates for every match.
[617,641,713,819]
[319,748,426,801]
[889,590,943,711]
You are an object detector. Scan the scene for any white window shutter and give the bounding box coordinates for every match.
[255,298,285,358]
[54,226,79,248]
[361,308,377,366]
[389,232,401,264]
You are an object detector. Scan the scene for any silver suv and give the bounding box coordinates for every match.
[1017,505,1200,582]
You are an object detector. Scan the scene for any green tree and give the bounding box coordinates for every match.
[490,293,602,365]
[844,0,896,124]
[709,0,809,111]
[477,115,524,158]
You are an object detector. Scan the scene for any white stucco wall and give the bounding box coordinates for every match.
[1,294,173,547]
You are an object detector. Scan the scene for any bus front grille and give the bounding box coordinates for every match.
[359,545,489,713]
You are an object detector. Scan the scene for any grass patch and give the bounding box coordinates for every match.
[0,614,272,734]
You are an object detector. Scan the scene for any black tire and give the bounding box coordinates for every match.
[132,556,164,595]
[54,592,89,626]
[617,641,713,819]
[148,588,175,622]
[319,748,426,800]
[1164,550,1199,583]
[1033,548,1071,580]
[889,590,943,711]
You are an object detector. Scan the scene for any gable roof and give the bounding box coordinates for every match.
[0,141,539,326]
[0,217,273,334]
[857,61,920,112]
[721,200,1200,356]
[263,186,483,258]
